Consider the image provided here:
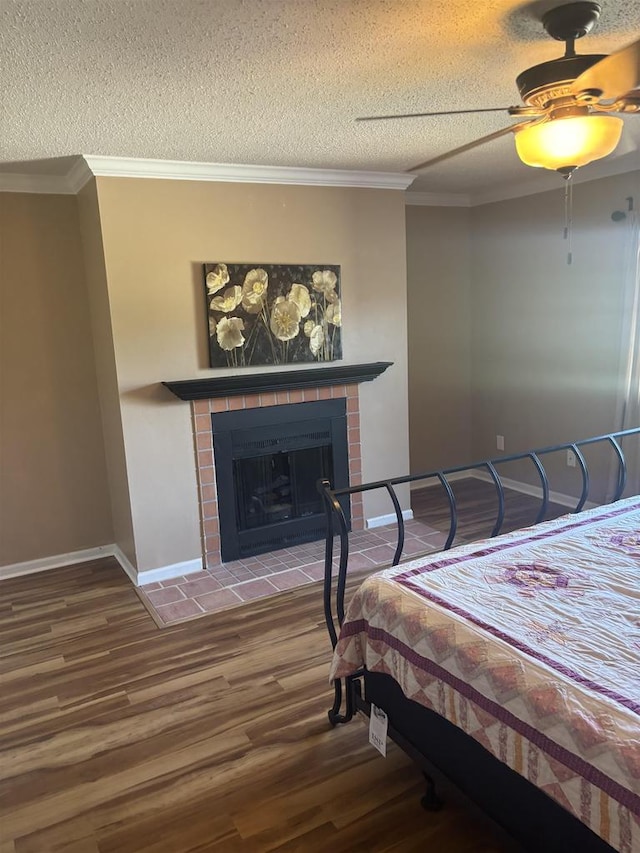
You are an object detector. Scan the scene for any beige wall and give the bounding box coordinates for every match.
[4,168,634,573]
[77,180,136,566]
[0,192,113,565]
[469,170,640,500]
[93,178,410,572]
[406,205,471,473]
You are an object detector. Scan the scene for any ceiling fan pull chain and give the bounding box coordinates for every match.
[564,173,574,265]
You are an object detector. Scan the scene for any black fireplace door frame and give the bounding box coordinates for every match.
[212,399,351,562]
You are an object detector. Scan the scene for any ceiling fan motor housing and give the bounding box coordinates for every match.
[541,1,601,42]
[516,54,605,107]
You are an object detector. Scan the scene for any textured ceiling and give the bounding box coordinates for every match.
[1,0,639,195]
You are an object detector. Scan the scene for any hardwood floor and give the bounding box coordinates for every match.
[411,477,568,544]
[0,557,520,852]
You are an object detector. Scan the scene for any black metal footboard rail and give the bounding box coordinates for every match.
[318,426,640,725]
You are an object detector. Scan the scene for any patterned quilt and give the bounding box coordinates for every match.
[331,497,640,851]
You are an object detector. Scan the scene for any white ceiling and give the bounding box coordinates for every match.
[1,0,639,197]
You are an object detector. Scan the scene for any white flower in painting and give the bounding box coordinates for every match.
[241,268,269,314]
[206,264,230,296]
[325,299,341,327]
[309,324,324,356]
[287,283,311,318]
[216,316,245,351]
[303,319,315,337]
[208,314,217,337]
[211,285,243,313]
[311,269,337,296]
[270,296,301,341]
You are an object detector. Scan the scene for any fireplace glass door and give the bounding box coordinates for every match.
[234,445,332,531]
[212,399,350,561]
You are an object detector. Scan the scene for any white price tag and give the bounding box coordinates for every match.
[368,704,388,757]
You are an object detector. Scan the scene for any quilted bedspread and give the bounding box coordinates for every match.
[331,496,640,851]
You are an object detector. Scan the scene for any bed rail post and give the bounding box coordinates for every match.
[318,478,357,725]
[484,461,506,538]
[437,473,458,550]
[607,436,627,501]
[571,444,590,512]
[528,452,550,525]
[385,483,406,566]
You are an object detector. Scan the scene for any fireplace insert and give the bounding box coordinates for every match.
[212,399,350,561]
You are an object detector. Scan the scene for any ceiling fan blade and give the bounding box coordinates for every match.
[407,122,532,172]
[570,37,640,101]
[356,107,510,122]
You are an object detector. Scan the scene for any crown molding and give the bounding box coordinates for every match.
[405,191,471,207]
[470,153,640,206]
[2,152,636,200]
[0,171,77,194]
[81,155,416,190]
[0,155,415,193]
[405,148,639,208]
[66,157,95,193]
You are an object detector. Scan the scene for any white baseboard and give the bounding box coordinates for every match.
[470,471,596,511]
[0,545,114,582]
[2,470,586,586]
[0,544,203,587]
[409,471,473,491]
[110,545,138,585]
[135,558,203,586]
[367,509,414,529]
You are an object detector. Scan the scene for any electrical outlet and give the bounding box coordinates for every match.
[567,449,576,468]
[496,435,505,451]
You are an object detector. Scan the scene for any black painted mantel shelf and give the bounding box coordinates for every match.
[162,362,392,401]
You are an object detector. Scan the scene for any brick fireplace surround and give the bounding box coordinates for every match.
[141,363,442,626]
[192,382,364,569]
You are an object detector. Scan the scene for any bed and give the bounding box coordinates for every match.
[319,428,640,853]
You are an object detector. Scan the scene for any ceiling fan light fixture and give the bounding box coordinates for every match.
[514,114,624,171]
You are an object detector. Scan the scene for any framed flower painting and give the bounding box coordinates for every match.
[203,262,342,368]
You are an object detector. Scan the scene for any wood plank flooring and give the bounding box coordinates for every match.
[0,556,521,852]
[411,477,568,543]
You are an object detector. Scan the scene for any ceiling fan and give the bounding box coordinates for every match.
[359,2,640,175]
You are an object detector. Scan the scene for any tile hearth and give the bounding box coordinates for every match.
[138,517,446,627]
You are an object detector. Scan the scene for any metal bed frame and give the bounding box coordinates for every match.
[318,426,640,852]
